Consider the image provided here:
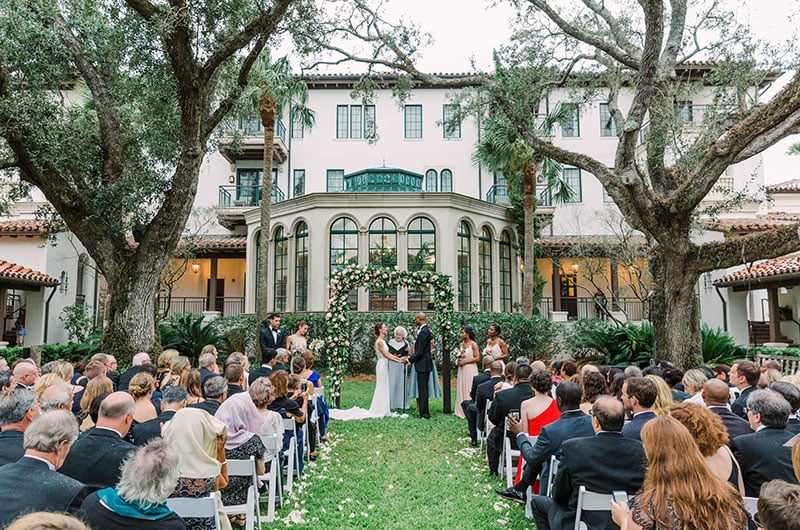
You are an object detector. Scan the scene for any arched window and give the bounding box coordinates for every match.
[330,217,359,310]
[368,217,398,310]
[274,227,288,311]
[499,231,513,313]
[457,221,471,311]
[440,169,453,192]
[295,222,309,311]
[425,169,438,192]
[408,217,436,311]
[478,227,493,311]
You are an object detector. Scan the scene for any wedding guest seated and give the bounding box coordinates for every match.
[731,360,760,419]
[300,349,329,442]
[511,369,560,484]
[621,377,657,440]
[249,348,277,386]
[560,361,578,381]
[59,391,137,489]
[39,383,75,413]
[224,352,250,385]
[611,416,748,530]
[495,361,517,393]
[34,373,64,398]
[0,388,39,466]
[531,396,646,530]
[291,356,319,457]
[495,381,593,503]
[268,370,308,474]
[463,356,494,446]
[475,360,505,439]
[189,376,228,416]
[249,377,284,462]
[669,401,745,495]
[129,372,159,424]
[731,389,799,496]
[769,381,800,434]
[179,369,204,405]
[681,368,708,406]
[703,378,753,441]
[579,371,608,415]
[215,392,266,526]
[118,352,151,392]
[274,349,290,372]
[609,372,629,400]
[0,410,90,526]
[154,350,178,391]
[762,359,783,373]
[11,361,38,391]
[224,363,245,396]
[78,376,114,431]
[164,356,190,389]
[198,352,219,390]
[760,369,783,389]
[757,480,800,530]
[486,363,534,476]
[6,512,91,530]
[0,370,12,392]
[662,368,689,402]
[645,374,673,416]
[79,439,186,530]
[132,386,187,447]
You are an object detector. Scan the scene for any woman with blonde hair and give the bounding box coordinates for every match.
[178,369,204,405]
[164,355,190,389]
[79,376,114,430]
[33,373,63,398]
[669,402,745,495]
[156,349,179,389]
[644,374,673,416]
[611,416,748,530]
[128,372,158,423]
[6,513,91,530]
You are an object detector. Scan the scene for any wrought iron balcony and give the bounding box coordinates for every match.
[218,185,285,208]
[485,184,511,206]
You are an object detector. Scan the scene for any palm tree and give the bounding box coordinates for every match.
[245,54,315,321]
[473,105,572,317]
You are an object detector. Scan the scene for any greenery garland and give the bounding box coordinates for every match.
[324,264,456,405]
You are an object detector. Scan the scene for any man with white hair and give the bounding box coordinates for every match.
[59,392,137,489]
[0,410,89,526]
[0,389,39,466]
[198,351,219,393]
[40,382,75,413]
[118,352,151,392]
[132,385,187,446]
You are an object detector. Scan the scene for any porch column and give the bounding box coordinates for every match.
[768,287,781,342]
[208,257,218,311]
[0,288,6,328]
[552,259,562,312]
[610,261,619,310]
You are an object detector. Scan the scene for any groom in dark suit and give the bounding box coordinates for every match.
[259,313,286,353]
[408,313,433,419]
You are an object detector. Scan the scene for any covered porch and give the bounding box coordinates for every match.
[0,259,60,347]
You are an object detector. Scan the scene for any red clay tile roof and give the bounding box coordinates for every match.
[535,235,648,258]
[0,259,59,287]
[701,213,800,233]
[768,179,800,193]
[184,235,247,251]
[714,252,800,287]
[0,220,47,235]
[535,235,648,247]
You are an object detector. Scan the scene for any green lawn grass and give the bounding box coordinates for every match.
[263,378,535,529]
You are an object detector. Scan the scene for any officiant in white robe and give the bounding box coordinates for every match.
[387,326,410,410]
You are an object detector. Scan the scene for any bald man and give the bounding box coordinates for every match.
[703,378,753,442]
[58,392,137,489]
[11,362,37,390]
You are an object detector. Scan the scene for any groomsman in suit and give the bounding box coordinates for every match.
[703,379,753,442]
[259,313,286,353]
[730,360,760,419]
[621,377,657,441]
[408,313,433,419]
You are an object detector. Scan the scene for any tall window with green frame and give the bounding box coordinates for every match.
[273,227,288,311]
[457,221,472,311]
[561,103,580,137]
[443,104,461,139]
[327,169,345,192]
[499,231,513,313]
[478,227,493,311]
[563,168,582,202]
[599,103,617,137]
[368,217,397,311]
[407,217,436,311]
[404,105,423,139]
[294,222,309,311]
[330,217,359,310]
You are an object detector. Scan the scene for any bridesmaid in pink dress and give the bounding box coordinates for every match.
[455,327,480,418]
[513,369,561,487]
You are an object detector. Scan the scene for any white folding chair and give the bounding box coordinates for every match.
[224,456,261,530]
[574,486,615,530]
[547,454,560,497]
[167,491,222,530]
[282,418,299,492]
[743,496,759,519]
[257,445,281,523]
[479,399,492,451]
[501,422,528,488]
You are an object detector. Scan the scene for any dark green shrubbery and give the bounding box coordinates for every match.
[158,314,224,362]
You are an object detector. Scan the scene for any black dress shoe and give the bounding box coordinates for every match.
[470,439,478,447]
[495,487,526,504]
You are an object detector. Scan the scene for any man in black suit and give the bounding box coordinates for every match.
[486,363,535,475]
[703,379,753,442]
[0,410,90,526]
[496,381,595,503]
[132,386,187,446]
[11,361,37,390]
[769,381,800,435]
[408,312,434,419]
[462,356,494,446]
[531,396,646,530]
[189,376,228,416]
[475,361,505,435]
[59,392,137,489]
[225,363,245,396]
[730,359,760,419]
[249,347,278,386]
[259,313,286,353]
[198,352,220,391]
[731,389,800,496]
[0,388,39,467]
[117,352,151,392]
[621,376,657,441]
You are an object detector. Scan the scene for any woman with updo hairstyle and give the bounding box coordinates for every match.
[580,371,609,414]
[156,349,179,389]
[129,372,158,423]
[514,369,561,483]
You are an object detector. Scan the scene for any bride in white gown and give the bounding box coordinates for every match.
[329,322,408,421]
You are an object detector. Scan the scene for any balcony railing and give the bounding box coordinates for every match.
[486,184,511,206]
[158,296,245,318]
[539,297,646,320]
[221,118,286,141]
[218,185,285,207]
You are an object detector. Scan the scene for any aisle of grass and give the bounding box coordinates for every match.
[265,378,534,529]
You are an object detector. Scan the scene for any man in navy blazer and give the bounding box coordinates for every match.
[731,389,800,496]
[475,361,505,433]
[531,396,646,530]
[621,376,657,441]
[730,360,760,419]
[259,313,286,353]
[703,379,753,442]
[496,381,594,503]
[0,410,90,527]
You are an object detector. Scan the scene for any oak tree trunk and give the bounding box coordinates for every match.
[256,92,277,322]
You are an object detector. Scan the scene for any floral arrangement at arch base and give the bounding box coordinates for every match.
[324,264,457,407]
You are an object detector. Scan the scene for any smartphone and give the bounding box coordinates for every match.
[301,382,309,392]
[509,409,520,421]
[612,490,629,506]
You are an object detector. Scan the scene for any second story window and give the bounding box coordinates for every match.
[443,104,461,139]
[563,168,582,203]
[599,103,616,137]
[425,169,438,191]
[561,103,580,137]
[440,169,453,192]
[327,169,345,192]
[677,100,693,122]
[404,104,423,139]
[291,109,304,138]
[336,104,376,139]
[293,169,305,198]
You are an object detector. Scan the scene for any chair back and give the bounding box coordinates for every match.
[743,496,758,518]
[546,454,560,497]
[227,456,257,480]
[574,486,614,530]
[314,386,324,397]
[283,417,296,433]
[167,491,222,530]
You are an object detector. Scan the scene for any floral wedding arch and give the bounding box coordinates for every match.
[324,264,456,407]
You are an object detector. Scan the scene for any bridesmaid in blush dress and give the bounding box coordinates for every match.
[513,369,561,487]
[455,327,480,418]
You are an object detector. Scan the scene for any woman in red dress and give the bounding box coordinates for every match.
[513,368,561,486]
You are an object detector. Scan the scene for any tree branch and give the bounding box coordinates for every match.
[123,0,160,20]
[696,224,800,272]
[580,0,641,59]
